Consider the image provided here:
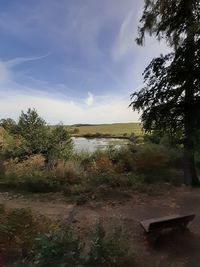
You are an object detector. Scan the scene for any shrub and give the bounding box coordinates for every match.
[48,160,84,185]
[128,143,184,184]
[0,207,38,259]
[4,154,45,178]
[86,223,134,267]
[113,149,136,172]
[3,157,85,192]
[0,207,137,267]
[133,143,169,173]
[31,225,82,267]
[0,127,28,160]
[93,156,113,174]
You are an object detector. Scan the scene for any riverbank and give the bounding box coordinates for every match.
[69,122,142,139]
[72,133,131,139]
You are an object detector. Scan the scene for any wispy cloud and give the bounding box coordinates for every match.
[0,54,50,83]
[85,92,94,106]
[5,54,50,68]
[112,11,135,61]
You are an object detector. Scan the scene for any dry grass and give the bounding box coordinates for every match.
[48,160,84,184]
[4,154,45,178]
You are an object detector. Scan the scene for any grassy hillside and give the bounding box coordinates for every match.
[70,122,142,138]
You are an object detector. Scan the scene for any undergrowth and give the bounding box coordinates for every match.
[0,206,137,267]
[0,143,183,194]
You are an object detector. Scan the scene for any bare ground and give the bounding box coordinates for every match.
[1,186,200,267]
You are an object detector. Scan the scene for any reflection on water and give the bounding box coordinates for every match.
[72,137,128,153]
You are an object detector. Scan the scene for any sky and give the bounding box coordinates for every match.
[0,0,170,125]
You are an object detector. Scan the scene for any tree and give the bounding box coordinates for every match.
[130,0,200,185]
[46,124,73,162]
[17,108,49,155]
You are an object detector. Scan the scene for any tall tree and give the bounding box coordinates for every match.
[130,0,200,185]
[46,124,73,162]
[17,108,49,155]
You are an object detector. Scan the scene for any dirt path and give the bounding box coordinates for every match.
[0,192,75,221]
[1,187,200,267]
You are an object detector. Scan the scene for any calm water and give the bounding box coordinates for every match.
[72,137,128,153]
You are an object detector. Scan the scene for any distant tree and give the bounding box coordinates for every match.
[130,0,200,185]
[17,108,49,155]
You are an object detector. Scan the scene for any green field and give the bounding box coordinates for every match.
[70,122,142,138]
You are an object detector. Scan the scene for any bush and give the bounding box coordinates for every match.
[133,143,169,173]
[2,155,54,192]
[107,147,135,172]
[0,207,38,259]
[91,156,113,174]
[0,207,137,267]
[32,225,82,267]
[48,160,83,185]
[3,157,84,193]
[4,154,45,179]
[86,223,134,267]
[130,143,184,184]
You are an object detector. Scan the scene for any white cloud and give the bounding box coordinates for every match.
[0,89,139,124]
[85,92,94,106]
[112,11,135,61]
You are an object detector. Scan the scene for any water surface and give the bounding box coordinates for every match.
[72,137,128,153]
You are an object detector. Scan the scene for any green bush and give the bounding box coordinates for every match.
[0,207,138,267]
[86,223,134,267]
[31,225,82,267]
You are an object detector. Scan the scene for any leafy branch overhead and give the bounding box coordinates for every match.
[130,0,200,185]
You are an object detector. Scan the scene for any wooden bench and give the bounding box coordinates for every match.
[140,214,195,241]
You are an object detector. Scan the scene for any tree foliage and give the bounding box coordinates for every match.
[131,0,200,185]
[17,108,49,155]
[136,0,200,48]
[0,109,73,163]
[46,124,73,161]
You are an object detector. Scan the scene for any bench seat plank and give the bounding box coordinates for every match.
[140,214,195,233]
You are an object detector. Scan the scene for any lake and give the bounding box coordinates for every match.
[72,137,128,153]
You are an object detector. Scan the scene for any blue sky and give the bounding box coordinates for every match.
[0,0,169,124]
